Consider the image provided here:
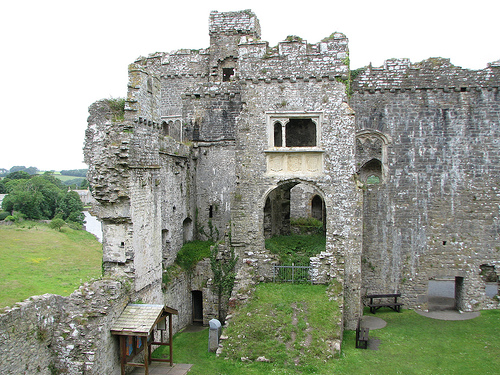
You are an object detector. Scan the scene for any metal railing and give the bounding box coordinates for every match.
[273,264,313,284]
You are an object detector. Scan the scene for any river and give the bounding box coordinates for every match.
[83,211,102,242]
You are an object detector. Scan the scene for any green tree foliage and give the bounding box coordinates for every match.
[1,175,84,224]
[5,171,32,180]
[41,171,66,190]
[0,180,7,194]
[49,218,66,231]
[79,179,89,189]
[60,169,88,177]
[210,243,238,321]
[56,190,84,223]
[9,166,39,175]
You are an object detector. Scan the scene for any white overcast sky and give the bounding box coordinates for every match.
[1,0,498,171]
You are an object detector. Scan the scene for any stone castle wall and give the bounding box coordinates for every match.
[0,280,129,375]
[2,10,499,375]
[351,58,500,310]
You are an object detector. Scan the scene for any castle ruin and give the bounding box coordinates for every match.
[1,10,499,374]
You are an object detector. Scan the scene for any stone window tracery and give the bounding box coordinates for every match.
[266,112,323,176]
[268,112,321,149]
[355,129,391,184]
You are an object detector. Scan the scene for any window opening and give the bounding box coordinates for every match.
[209,205,214,218]
[147,77,153,93]
[357,159,382,184]
[274,122,283,147]
[285,118,316,147]
[222,68,234,82]
[480,264,499,298]
[162,121,169,136]
[366,175,380,184]
[311,195,324,221]
[183,218,193,243]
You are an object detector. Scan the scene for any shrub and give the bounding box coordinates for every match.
[66,221,83,230]
[290,217,324,234]
[0,212,9,221]
[49,218,66,231]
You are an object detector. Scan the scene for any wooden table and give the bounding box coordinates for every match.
[366,293,403,314]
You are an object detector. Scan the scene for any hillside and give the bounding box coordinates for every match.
[0,221,102,309]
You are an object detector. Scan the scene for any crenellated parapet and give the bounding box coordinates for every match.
[237,33,349,82]
[352,57,500,93]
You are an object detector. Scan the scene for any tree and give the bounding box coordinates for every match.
[5,171,32,180]
[49,218,66,231]
[56,190,84,224]
[9,166,38,175]
[41,172,66,190]
[1,176,61,219]
[210,242,238,322]
[60,169,88,177]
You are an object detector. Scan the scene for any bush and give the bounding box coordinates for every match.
[66,221,83,230]
[0,212,9,221]
[49,218,66,231]
[290,217,324,234]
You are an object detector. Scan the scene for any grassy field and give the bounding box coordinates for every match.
[0,221,102,309]
[154,283,500,375]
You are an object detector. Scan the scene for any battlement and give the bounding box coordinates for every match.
[352,57,500,92]
[209,10,261,38]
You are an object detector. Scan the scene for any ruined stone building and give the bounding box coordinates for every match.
[1,9,499,374]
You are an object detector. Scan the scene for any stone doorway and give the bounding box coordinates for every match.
[264,181,325,239]
[191,291,203,325]
[427,277,464,311]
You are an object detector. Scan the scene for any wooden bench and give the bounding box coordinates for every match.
[366,293,403,314]
[355,318,369,349]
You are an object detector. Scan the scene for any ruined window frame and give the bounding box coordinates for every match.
[267,112,322,150]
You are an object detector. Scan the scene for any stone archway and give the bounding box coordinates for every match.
[263,180,326,239]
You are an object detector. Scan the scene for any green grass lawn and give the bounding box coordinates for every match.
[154,286,500,374]
[0,221,103,309]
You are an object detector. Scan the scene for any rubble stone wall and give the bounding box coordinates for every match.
[351,58,500,310]
[0,280,129,375]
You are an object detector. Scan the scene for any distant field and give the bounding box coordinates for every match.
[54,175,85,183]
[0,222,102,309]
[35,172,85,183]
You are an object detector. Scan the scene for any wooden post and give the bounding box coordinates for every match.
[143,336,149,375]
[120,336,126,375]
[169,313,173,366]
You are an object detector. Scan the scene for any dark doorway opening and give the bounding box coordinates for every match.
[192,290,203,325]
[427,277,464,311]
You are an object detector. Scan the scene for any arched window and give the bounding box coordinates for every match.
[183,218,193,243]
[161,121,169,136]
[274,121,283,147]
[357,159,383,185]
[311,195,324,220]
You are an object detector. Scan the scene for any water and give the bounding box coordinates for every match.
[83,211,102,242]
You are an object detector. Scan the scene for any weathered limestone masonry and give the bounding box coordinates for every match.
[2,9,499,375]
[84,7,361,344]
[351,58,500,311]
[0,279,129,375]
[229,22,361,328]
